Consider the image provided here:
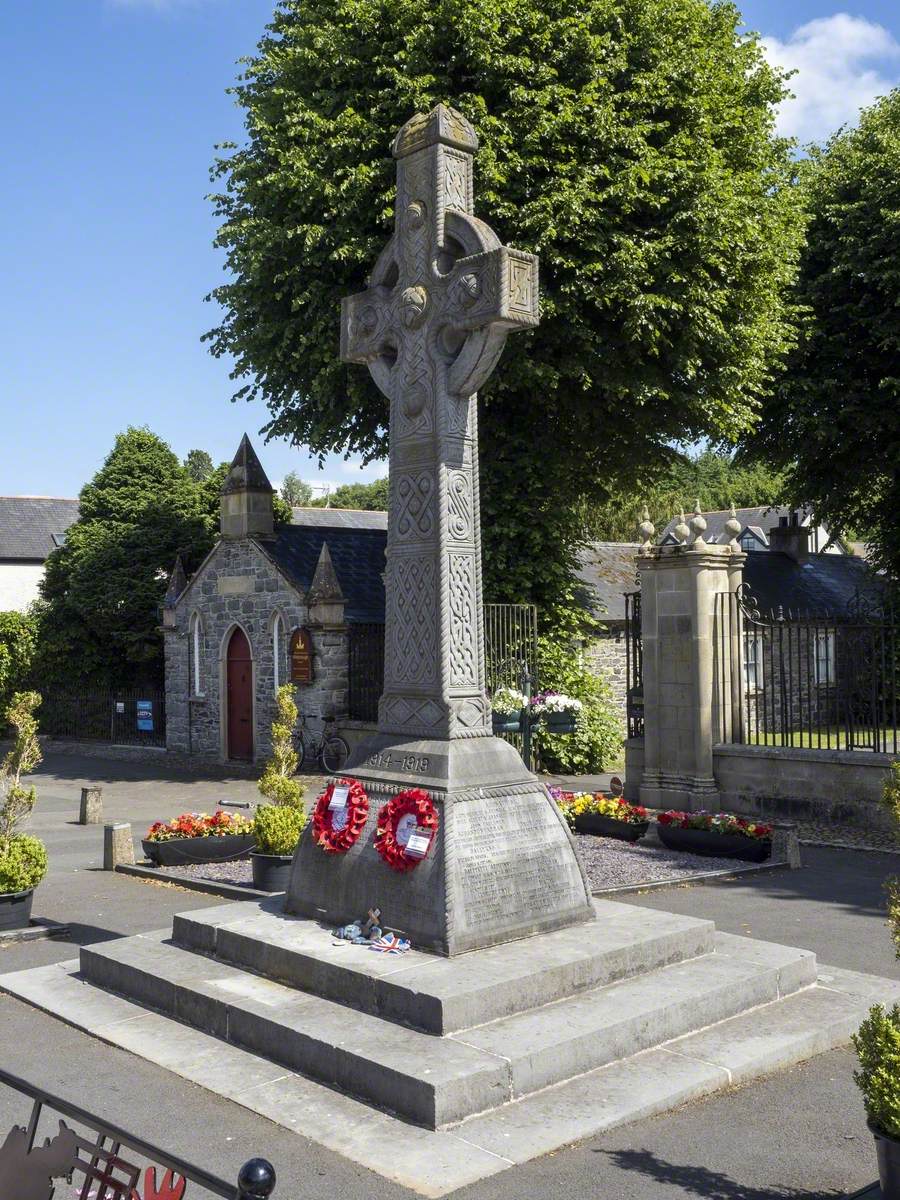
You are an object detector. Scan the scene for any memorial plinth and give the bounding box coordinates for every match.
[285,104,593,953]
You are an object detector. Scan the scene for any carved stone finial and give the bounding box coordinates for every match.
[725,504,742,552]
[674,510,690,544]
[638,506,656,556]
[689,500,707,547]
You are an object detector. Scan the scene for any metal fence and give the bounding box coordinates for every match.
[38,688,167,748]
[716,586,899,754]
[345,603,540,734]
[624,592,643,739]
[0,1066,274,1198]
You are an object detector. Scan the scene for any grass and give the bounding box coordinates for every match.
[746,727,900,752]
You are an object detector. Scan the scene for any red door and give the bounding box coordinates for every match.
[226,627,253,761]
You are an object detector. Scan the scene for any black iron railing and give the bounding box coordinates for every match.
[715,586,898,754]
[38,688,167,748]
[0,1066,275,1198]
[347,623,385,722]
[624,591,643,739]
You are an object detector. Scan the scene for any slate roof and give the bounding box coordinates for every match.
[575,542,640,622]
[659,506,815,549]
[265,525,386,623]
[291,507,387,531]
[0,497,80,560]
[743,552,886,618]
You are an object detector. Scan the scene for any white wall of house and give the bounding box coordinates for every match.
[0,562,45,611]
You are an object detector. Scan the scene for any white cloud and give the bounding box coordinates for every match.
[762,13,900,143]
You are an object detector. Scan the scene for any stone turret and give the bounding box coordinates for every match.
[220,435,274,540]
[161,554,187,628]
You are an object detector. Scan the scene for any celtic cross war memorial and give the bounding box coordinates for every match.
[285,104,594,953]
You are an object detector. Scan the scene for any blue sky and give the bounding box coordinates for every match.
[2,0,898,501]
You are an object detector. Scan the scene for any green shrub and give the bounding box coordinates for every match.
[254,803,306,856]
[532,624,623,773]
[258,684,306,811]
[0,834,47,893]
[882,760,900,832]
[853,1004,900,1139]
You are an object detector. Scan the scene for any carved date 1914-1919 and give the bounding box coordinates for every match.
[367,751,431,773]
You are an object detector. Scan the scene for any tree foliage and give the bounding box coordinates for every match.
[0,613,37,718]
[206,0,803,620]
[592,449,786,542]
[747,90,900,575]
[36,429,215,687]
[258,684,306,811]
[183,449,215,482]
[281,471,314,507]
[313,478,389,511]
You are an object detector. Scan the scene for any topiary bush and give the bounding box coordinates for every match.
[254,804,306,856]
[0,835,47,893]
[0,691,47,894]
[258,684,306,812]
[853,1004,900,1140]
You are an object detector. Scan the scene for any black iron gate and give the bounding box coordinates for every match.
[624,591,643,738]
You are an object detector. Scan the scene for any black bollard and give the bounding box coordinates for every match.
[236,1158,276,1199]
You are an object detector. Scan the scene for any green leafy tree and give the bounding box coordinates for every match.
[0,691,47,895]
[592,449,787,542]
[183,449,215,482]
[748,89,900,576]
[36,429,214,687]
[0,613,37,717]
[315,478,388,511]
[281,471,314,507]
[207,0,802,622]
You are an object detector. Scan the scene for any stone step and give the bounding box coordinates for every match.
[170,896,717,1033]
[2,956,891,1196]
[79,926,815,1128]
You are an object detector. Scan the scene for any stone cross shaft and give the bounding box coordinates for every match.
[341,105,539,740]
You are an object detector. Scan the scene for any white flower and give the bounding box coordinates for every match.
[491,686,527,715]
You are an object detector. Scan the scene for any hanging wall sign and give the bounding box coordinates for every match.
[290,628,313,684]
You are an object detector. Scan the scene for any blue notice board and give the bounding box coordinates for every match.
[136,699,154,732]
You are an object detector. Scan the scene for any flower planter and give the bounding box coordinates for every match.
[657,825,771,862]
[492,714,522,734]
[251,851,295,893]
[573,814,649,841]
[870,1120,900,1200]
[142,833,256,867]
[0,888,34,932]
[540,712,577,733]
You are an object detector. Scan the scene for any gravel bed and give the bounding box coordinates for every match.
[151,859,257,888]
[573,831,766,891]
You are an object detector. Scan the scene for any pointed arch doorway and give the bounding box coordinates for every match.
[225,626,253,761]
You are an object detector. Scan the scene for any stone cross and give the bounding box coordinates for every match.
[341,104,539,740]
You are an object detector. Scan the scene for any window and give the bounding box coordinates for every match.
[739,532,760,552]
[189,612,203,696]
[815,630,835,686]
[273,614,285,692]
[744,635,764,692]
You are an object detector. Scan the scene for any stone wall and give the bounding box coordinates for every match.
[584,626,628,724]
[164,538,348,764]
[714,743,893,833]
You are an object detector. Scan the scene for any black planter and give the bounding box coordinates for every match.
[574,814,649,842]
[870,1120,900,1200]
[0,888,34,932]
[657,824,771,862]
[142,833,256,867]
[492,713,522,734]
[540,712,577,734]
[251,852,295,892]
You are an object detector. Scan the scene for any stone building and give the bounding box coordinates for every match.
[163,436,386,764]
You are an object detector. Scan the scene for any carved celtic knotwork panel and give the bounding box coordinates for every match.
[395,473,435,539]
[447,471,472,540]
[387,557,437,686]
[448,553,478,686]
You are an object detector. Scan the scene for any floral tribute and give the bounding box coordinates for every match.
[311,777,369,854]
[656,811,773,840]
[552,790,648,830]
[145,811,253,842]
[375,788,439,872]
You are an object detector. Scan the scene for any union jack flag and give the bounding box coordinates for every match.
[369,932,411,954]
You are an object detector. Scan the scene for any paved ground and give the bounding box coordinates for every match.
[0,752,895,1199]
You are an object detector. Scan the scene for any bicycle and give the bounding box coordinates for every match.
[295,713,350,774]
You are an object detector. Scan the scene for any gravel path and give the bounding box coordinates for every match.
[573,831,765,890]
[145,832,765,895]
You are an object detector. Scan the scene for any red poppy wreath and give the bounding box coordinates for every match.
[375,788,439,872]
[311,777,369,854]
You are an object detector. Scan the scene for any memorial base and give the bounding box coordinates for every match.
[285,733,594,956]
